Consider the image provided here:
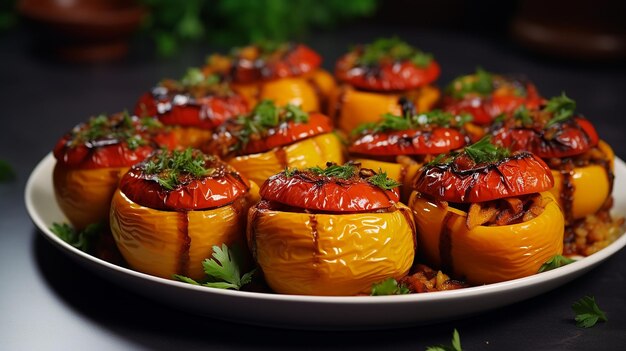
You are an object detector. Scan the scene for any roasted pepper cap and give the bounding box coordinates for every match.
[260,163,400,212]
[414,137,554,203]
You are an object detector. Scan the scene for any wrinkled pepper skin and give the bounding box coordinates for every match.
[331,84,440,133]
[408,191,564,285]
[247,203,416,296]
[226,133,344,186]
[110,191,253,280]
[53,165,127,230]
[52,115,174,230]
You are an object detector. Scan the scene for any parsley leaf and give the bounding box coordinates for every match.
[447,67,494,99]
[174,244,256,290]
[426,329,462,351]
[50,222,103,253]
[544,93,576,128]
[513,105,533,127]
[308,163,357,179]
[538,255,576,273]
[357,37,433,67]
[0,159,16,182]
[143,148,213,190]
[352,110,471,135]
[572,296,607,328]
[371,278,410,296]
[229,100,309,150]
[463,136,510,164]
[367,171,401,190]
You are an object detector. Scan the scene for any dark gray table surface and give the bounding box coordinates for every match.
[1,26,626,350]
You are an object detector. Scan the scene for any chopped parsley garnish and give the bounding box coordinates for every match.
[426,329,462,351]
[68,112,162,150]
[0,159,16,182]
[538,255,576,273]
[356,37,433,67]
[427,137,509,167]
[180,67,220,87]
[572,296,607,328]
[513,105,533,127]
[367,171,402,190]
[352,110,471,135]
[544,93,576,128]
[463,136,510,164]
[446,67,494,99]
[371,278,410,296]
[304,163,401,191]
[174,244,256,290]
[308,163,357,179]
[51,222,103,253]
[229,100,309,150]
[143,148,214,190]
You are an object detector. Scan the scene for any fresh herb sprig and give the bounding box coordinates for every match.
[447,67,494,99]
[179,67,220,87]
[538,255,576,273]
[70,112,161,151]
[143,148,214,190]
[174,244,256,290]
[51,222,103,253]
[367,171,401,190]
[513,105,533,127]
[544,93,576,128]
[572,296,607,328]
[230,100,309,149]
[371,278,410,296]
[463,136,510,164]
[356,37,433,67]
[426,329,462,351]
[308,163,357,179]
[353,110,471,135]
[306,163,401,191]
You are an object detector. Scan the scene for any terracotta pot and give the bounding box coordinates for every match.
[18,0,145,62]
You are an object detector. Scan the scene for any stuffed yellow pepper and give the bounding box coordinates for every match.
[490,93,618,255]
[53,112,175,230]
[349,107,470,201]
[203,42,335,113]
[110,149,258,280]
[247,162,416,296]
[205,100,344,186]
[409,137,564,285]
[331,37,441,133]
[135,68,249,148]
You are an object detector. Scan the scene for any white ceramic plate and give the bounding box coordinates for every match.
[25,153,626,330]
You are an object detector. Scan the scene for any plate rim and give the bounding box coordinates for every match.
[25,152,626,306]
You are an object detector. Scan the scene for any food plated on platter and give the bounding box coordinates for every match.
[41,37,624,300]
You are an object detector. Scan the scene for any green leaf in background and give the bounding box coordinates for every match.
[140,0,377,56]
[0,159,16,182]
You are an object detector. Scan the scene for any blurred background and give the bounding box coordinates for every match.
[4,0,626,62]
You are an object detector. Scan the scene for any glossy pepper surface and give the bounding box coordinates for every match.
[409,138,563,284]
[331,38,440,133]
[110,149,258,280]
[408,191,563,284]
[442,68,544,125]
[204,42,332,113]
[135,68,248,148]
[206,101,344,185]
[247,164,415,295]
[53,113,174,229]
[490,94,613,221]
